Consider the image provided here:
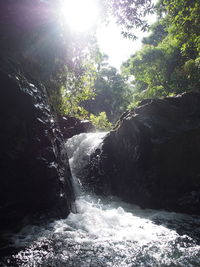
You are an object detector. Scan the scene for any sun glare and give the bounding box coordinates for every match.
[61,0,99,32]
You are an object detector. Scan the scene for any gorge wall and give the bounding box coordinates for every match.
[82,92,200,215]
[0,70,75,232]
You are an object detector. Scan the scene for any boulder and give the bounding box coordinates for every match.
[83,92,200,214]
[0,71,75,232]
[58,116,95,140]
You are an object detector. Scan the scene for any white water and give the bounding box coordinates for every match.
[3,132,200,267]
[65,132,107,195]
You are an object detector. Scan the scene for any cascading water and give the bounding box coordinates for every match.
[65,132,107,196]
[2,132,200,267]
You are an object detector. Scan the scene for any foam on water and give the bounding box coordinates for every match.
[3,132,200,267]
[5,195,200,267]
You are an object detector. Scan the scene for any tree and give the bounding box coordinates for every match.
[122,0,200,107]
[51,61,96,118]
[90,112,112,131]
[122,39,185,101]
[142,21,167,46]
[0,0,99,119]
[82,52,131,122]
[163,0,200,59]
[0,0,159,121]
[100,0,154,39]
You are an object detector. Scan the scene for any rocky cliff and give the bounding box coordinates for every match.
[82,92,200,214]
[0,71,75,232]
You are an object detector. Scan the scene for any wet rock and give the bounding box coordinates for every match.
[83,92,200,214]
[0,71,75,232]
[58,116,95,139]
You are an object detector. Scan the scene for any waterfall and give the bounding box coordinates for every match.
[3,133,200,267]
[65,132,107,196]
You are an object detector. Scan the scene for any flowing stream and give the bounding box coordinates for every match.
[2,132,200,267]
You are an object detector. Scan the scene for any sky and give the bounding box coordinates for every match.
[96,19,157,70]
[61,0,158,70]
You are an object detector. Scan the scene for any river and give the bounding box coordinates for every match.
[2,132,200,267]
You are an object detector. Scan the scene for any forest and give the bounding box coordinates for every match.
[2,0,199,129]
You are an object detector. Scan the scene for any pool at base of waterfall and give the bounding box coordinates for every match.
[1,133,200,267]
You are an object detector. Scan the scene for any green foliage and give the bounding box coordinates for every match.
[142,21,167,46]
[122,38,182,102]
[90,112,112,131]
[122,0,200,107]
[0,0,97,112]
[0,0,159,124]
[50,60,96,119]
[101,0,154,39]
[82,51,131,122]
[163,0,200,59]
[50,44,129,123]
[183,58,200,90]
[8,0,200,123]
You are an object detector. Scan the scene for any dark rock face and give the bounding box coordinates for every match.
[83,92,200,214]
[58,116,95,140]
[0,71,75,231]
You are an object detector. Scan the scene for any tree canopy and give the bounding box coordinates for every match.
[122,0,200,107]
[100,0,154,39]
[81,52,131,122]
[0,0,156,129]
[3,0,200,127]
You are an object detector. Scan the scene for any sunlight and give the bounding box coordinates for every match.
[61,0,99,32]
[97,12,157,70]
